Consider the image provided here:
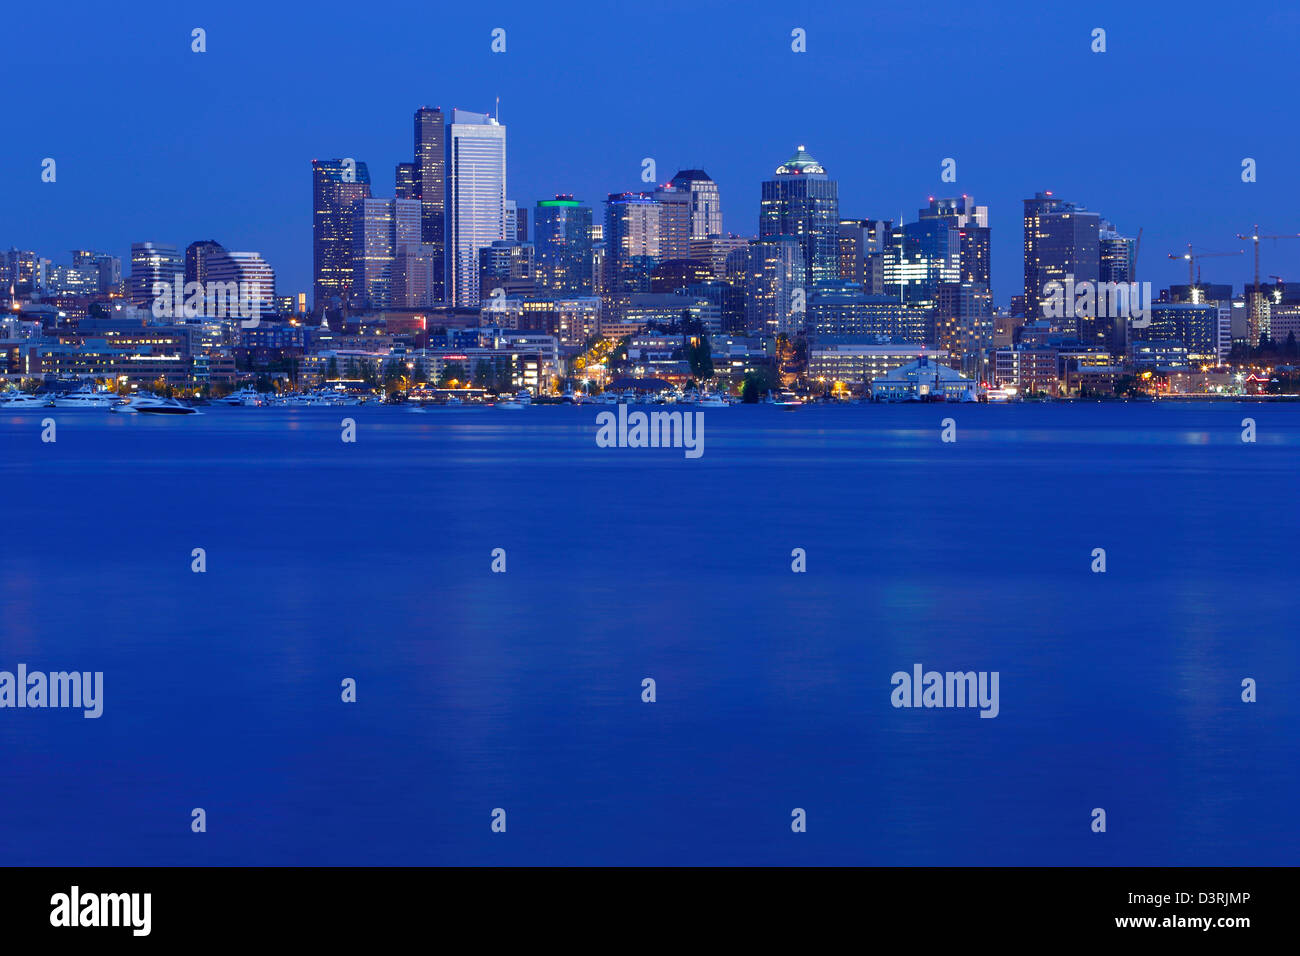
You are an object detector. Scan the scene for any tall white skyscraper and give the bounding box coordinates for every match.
[446,109,506,307]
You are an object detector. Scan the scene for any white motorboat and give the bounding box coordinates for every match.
[0,392,51,409]
[697,395,728,408]
[219,386,266,407]
[52,386,116,408]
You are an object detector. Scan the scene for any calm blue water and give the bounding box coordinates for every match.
[1,402,1296,865]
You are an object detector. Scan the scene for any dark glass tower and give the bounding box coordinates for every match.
[312,158,372,312]
[1023,191,1100,330]
[534,195,593,294]
[185,240,225,286]
[414,107,446,301]
[395,162,417,200]
[759,146,839,292]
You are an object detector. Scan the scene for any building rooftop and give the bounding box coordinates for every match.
[775,146,825,176]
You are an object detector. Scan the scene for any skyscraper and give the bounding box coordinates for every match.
[1099,221,1136,284]
[604,192,662,296]
[669,169,723,239]
[185,240,225,287]
[534,195,594,294]
[760,146,839,292]
[128,241,183,306]
[651,184,693,261]
[1023,191,1100,333]
[205,251,276,318]
[919,196,990,286]
[744,236,806,336]
[414,107,446,300]
[445,109,506,308]
[350,198,421,311]
[312,158,372,311]
[395,162,417,201]
[71,250,122,294]
[881,219,961,307]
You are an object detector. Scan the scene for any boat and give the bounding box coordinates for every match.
[698,395,728,408]
[219,386,266,407]
[770,390,803,408]
[560,387,579,405]
[133,396,198,415]
[0,392,51,408]
[52,385,116,408]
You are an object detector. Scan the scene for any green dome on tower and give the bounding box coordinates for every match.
[775,145,825,175]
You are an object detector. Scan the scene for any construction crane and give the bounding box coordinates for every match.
[1167,245,1243,302]
[1234,226,1300,350]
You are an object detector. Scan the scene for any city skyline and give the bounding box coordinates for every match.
[8,1,1300,303]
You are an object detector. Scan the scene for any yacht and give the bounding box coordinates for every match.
[560,387,579,405]
[0,392,51,409]
[133,395,198,415]
[698,394,729,408]
[770,390,803,408]
[52,386,116,408]
[219,386,266,407]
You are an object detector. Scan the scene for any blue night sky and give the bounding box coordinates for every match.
[6,0,1299,303]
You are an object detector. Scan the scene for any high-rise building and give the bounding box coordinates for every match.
[744,236,805,336]
[185,240,225,287]
[205,251,276,318]
[919,197,990,287]
[445,109,506,308]
[838,219,890,290]
[690,236,751,281]
[935,281,994,375]
[604,192,662,296]
[760,146,839,292]
[479,240,535,299]
[515,205,528,243]
[350,198,421,311]
[1023,191,1100,333]
[1099,221,1137,284]
[395,162,417,201]
[312,158,372,311]
[534,195,594,294]
[71,250,122,294]
[881,219,961,307]
[128,241,184,306]
[669,169,723,240]
[414,107,446,299]
[392,243,440,309]
[651,184,693,261]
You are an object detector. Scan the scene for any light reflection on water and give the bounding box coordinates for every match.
[0,403,1295,864]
